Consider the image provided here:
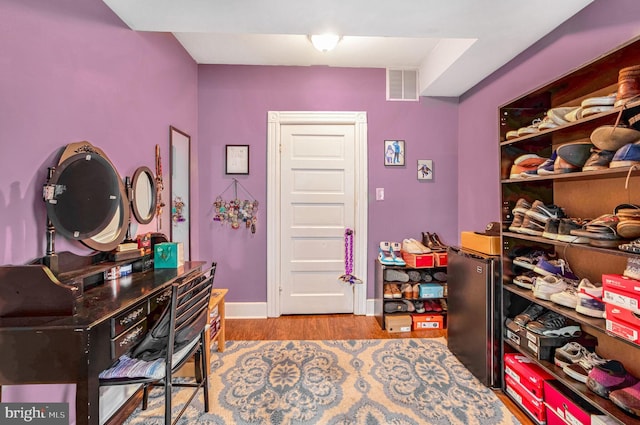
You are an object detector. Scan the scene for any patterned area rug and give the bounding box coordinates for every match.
[123,338,520,425]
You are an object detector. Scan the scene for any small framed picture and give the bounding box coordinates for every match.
[384,140,405,166]
[225,145,250,175]
[417,159,433,180]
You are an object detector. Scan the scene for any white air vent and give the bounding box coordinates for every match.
[387,69,418,101]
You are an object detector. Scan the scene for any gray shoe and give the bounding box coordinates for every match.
[407,271,421,282]
[420,272,433,282]
[385,269,409,282]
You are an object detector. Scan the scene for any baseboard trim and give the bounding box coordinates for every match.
[226,300,376,319]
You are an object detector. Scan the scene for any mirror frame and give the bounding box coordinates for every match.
[170,126,191,260]
[130,166,157,225]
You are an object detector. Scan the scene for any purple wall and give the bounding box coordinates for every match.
[457,0,640,235]
[0,0,198,266]
[197,65,459,301]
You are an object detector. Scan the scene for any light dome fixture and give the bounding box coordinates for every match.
[309,34,341,52]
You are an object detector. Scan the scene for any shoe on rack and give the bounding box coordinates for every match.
[509,198,532,232]
[550,283,579,309]
[587,360,639,399]
[623,257,640,280]
[533,275,568,301]
[610,380,640,417]
[518,214,547,236]
[401,283,413,299]
[383,285,393,299]
[533,258,578,281]
[513,272,537,290]
[378,242,396,266]
[433,271,447,282]
[384,269,409,282]
[542,218,561,240]
[421,271,433,282]
[513,303,546,327]
[390,284,402,299]
[390,242,406,266]
[428,299,443,312]
[402,238,431,254]
[407,270,421,282]
[412,283,420,299]
[575,278,605,318]
[413,300,425,314]
[537,150,558,175]
[564,351,608,383]
[557,140,594,169]
[554,341,591,368]
[525,310,580,336]
[401,299,415,312]
[582,148,615,171]
[610,142,640,168]
[556,218,591,243]
[526,200,566,223]
[513,251,549,271]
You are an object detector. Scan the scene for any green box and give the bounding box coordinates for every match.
[154,242,184,269]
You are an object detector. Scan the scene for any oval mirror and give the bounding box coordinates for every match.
[130,166,156,225]
[46,152,121,240]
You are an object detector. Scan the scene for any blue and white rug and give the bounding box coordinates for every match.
[124,338,520,425]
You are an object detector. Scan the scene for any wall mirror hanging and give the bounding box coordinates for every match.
[130,166,157,225]
[170,126,191,260]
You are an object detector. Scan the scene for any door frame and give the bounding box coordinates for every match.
[267,111,368,317]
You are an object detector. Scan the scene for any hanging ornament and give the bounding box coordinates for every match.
[212,179,259,233]
[338,228,362,285]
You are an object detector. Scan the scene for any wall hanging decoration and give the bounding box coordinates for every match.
[213,178,258,233]
[384,140,405,166]
[225,144,250,175]
[155,144,165,231]
[338,228,362,285]
[172,196,186,223]
[417,159,433,180]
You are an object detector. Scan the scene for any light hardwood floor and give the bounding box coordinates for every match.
[226,314,533,425]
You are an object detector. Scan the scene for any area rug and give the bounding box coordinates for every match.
[123,338,520,425]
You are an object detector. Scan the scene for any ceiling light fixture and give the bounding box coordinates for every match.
[309,34,341,52]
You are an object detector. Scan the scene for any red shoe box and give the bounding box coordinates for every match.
[505,374,546,424]
[412,313,444,330]
[544,380,601,425]
[434,252,448,267]
[602,274,640,314]
[504,353,554,399]
[401,251,434,268]
[605,303,640,344]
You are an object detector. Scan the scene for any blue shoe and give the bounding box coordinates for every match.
[378,242,395,266]
[610,142,640,168]
[537,150,557,175]
[390,242,406,266]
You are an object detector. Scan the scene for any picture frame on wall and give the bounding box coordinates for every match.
[417,159,433,180]
[225,145,250,175]
[384,140,405,166]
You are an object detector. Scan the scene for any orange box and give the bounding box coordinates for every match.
[434,252,448,267]
[412,313,444,330]
[402,251,434,268]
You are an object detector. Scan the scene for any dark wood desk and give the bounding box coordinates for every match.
[0,260,205,425]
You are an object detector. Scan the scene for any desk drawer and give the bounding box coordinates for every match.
[111,300,148,337]
[111,318,147,359]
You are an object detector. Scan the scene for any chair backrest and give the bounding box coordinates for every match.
[131,264,216,362]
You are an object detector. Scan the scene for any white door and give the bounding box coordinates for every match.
[267,112,368,317]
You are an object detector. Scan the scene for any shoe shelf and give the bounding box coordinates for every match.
[499,36,640,425]
[503,338,640,425]
[503,231,640,259]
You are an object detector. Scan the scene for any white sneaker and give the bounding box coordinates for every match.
[563,351,607,383]
[575,278,605,318]
[623,257,640,280]
[550,284,579,308]
[554,342,590,368]
[533,275,568,301]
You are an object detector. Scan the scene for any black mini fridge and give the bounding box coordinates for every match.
[447,246,502,388]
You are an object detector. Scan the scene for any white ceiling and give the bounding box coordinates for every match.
[102,0,594,97]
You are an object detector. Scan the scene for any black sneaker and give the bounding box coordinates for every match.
[557,218,591,243]
[513,303,546,326]
[526,200,566,223]
[526,311,581,336]
[542,218,561,240]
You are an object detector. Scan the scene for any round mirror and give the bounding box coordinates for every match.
[130,166,156,225]
[46,152,121,240]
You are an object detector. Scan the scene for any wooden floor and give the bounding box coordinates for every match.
[226,314,533,425]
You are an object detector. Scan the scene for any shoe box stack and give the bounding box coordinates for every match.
[602,267,640,344]
[505,318,577,362]
[504,353,611,425]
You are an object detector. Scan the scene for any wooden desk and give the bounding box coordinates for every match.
[0,260,207,425]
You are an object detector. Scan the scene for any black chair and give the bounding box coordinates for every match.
[100,263,216,424]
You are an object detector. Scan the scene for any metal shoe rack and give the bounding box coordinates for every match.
[499,36,640,425]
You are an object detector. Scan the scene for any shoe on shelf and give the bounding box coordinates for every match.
[390,242,406,266]
[533,258,578,281]
[420,271,433,282]
[400,283,413,299]
[532,275,568,301]
[582,148,615,171]
[525,310,580,336]
[550,284,579,309]
[623,257,640,280]
[413,300,425,314]
[537,150,558,175]
[401,299,415,312]
[542,218,561,240]
[509,198,532,232]
[587,360,639,399]
[428,299,443,312]
[402,238,431,254]
[439,299,447,311]
[556,218,591,243]
[407,270,421,282]
[513,251,549,271]
[383,285,393,299]
[412,283,420,299]
[513,303,546,327]
[575,278,606,318]
[610,380,640,417]
[513,271,537,290]
[525,200,566,223]
[554,342,591,368]
[390,284,402,299]
[518,214,547,236]
[378,242,396,266]
[384,269,409,282]
[564,351,608,383]
[433,271,447,282]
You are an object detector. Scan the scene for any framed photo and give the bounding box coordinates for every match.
[417,159,433,180]
[225,145,250,174]
[384,140,405,166]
